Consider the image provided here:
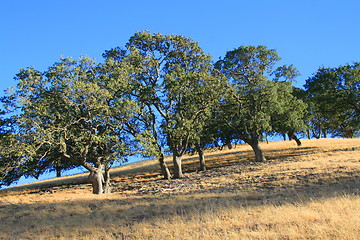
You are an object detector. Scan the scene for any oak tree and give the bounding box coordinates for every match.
[215,45,305,161]
[305,63,360,138]
[3,57,137,193]
[104,31,225,178]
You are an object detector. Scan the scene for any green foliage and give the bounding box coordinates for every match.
[1,57,138,187]
[1,31,358,187]
[104,31,226,177]
[0,113,25,186]
[215,45,306,160]
[305,63,360,138]
[215,46,303,139]
[270,84,308,137]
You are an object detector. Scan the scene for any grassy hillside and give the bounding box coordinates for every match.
[0,138,359,239]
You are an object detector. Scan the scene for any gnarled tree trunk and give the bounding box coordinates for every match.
[88,169,105,194]
[62,154,109,194]
[248,140,266,162]
[288,131,302,146]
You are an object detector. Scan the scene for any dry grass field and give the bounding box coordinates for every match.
[0,138,359,240]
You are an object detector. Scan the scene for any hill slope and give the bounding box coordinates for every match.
[1,138,359,239]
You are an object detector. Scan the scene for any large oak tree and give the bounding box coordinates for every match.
[3,57,138,194]
[215,45,306,161]
[104,31,225,178]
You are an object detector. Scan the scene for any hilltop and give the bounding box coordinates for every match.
[1,138,359,239]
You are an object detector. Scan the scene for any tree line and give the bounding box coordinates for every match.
[0,31,359,194]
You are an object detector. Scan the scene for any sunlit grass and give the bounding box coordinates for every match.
[0,138,359,239]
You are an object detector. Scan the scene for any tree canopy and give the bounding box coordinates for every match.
[0,31,358,193]
[104,31,226,178]
[1,57,139,193]
[305,63,360,138]
[215,45,306,161]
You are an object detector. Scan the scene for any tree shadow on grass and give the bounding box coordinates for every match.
[1,170,359,239]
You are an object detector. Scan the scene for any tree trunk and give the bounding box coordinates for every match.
[265,133,269,144]
[226,139,233,149]
[248,140,266,162]
[293,135,302,146]
[195,145,206,171]
[288,131,302,146]
[159,152,171,180]
[55,166,61,178]
[322,129,327,138]
[173,154,184,178]
[312,129,320,139]
[88,169,105,194]
[306,130,311,139]
[103,165,111,194]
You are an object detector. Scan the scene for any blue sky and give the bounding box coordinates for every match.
[2,0,360,93]
[1,0,360,185]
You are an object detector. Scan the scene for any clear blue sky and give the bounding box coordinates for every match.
[1,0,360,186]
[1,0,360,93]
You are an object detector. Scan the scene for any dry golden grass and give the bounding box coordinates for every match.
[0,138,359,239]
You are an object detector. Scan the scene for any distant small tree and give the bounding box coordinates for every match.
[290,87,310,139]
[2,57,138,193]
[305,63,360,138]
[215,45,305,161]
[270,85,308,146]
